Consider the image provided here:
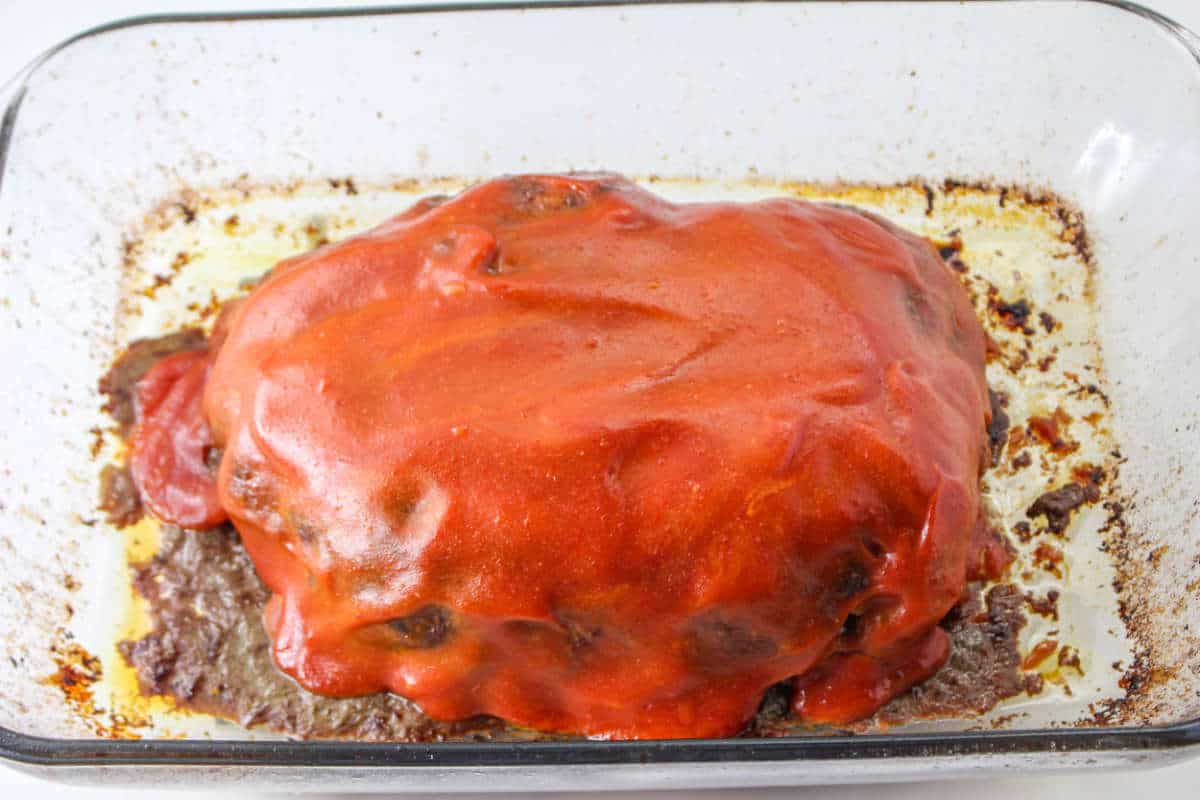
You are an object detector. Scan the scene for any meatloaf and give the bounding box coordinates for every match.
[116,174,1005,739]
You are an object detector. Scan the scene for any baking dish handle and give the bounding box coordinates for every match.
[1144,3,1200,62]
[0,68,30,187]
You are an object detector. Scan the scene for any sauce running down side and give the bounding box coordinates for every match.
[127,174,994,739]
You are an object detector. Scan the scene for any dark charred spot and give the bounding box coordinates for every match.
[862,535,887,559]
[1038,311,1058,333]
[988,296,1034,335]
[839,612,863,643]
[839,594,900,644]
[987,390,1011,466]
[834,560,872,600]
[1011,451,1032,471]
[1055,206,1094,264]
[744,680,794,732]
[1082,383,1110,406]
[1026,482,1100,534]
[203,446,223,475]
[934,232,964,264]
[922,184,935,216]
[177,203,197,224]
[389,605,453,649]
[1013,520,1033,543]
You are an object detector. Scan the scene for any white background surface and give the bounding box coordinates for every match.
[0,0,1197,797]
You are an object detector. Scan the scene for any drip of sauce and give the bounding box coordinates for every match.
[128,174,991,739]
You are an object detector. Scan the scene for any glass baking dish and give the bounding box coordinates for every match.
[1,0,1199,791]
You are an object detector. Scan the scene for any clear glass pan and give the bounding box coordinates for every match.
[0,0,1198,790]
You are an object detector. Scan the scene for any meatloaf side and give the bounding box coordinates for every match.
[124,174,997,738]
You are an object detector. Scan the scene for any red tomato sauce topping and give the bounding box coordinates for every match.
[128,174,995,738]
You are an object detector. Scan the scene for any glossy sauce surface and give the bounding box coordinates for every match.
[129,174,991,738]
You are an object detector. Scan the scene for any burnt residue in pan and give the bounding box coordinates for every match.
[46,642,141,739]
[1027,481,1101,535]
[1089,461,1192,727]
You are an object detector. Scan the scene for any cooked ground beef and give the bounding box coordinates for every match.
[874,584,1042,724]
[987,390,1011,466]
[121,526,1033,740]
[1027,482,1101,534]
